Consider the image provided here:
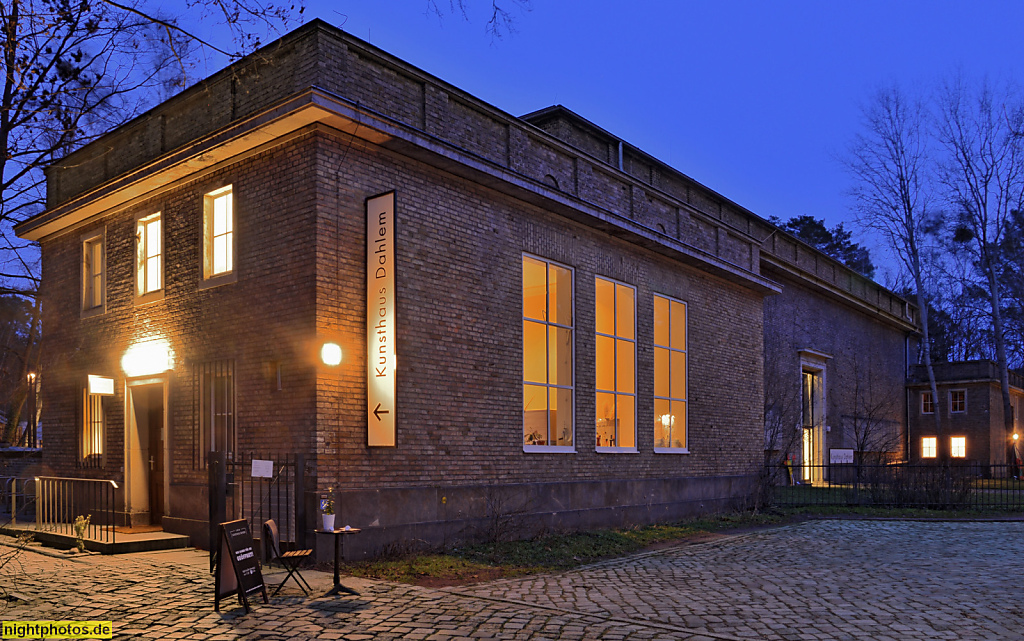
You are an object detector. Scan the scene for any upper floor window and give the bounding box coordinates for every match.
[921,391,935,415]
[654,294,687,452]
[595,277,636,451]
[136,212,163,300]
[81,232,105,315]
[522,255,574,451]
[950,389,966,414]
[203,186,234,282]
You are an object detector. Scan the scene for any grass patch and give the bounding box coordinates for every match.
[344,510,788,586]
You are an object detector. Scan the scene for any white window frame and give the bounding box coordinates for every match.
[81,229,106,317]
[201,185,236,287]
[921,390,935,415]
[522,253,575,454]
[950,389,967,414]
[653,293,688,454]
[951,436,967,458]
[136,211,164,303]
[921,436,937,459]
[595,276,637,454]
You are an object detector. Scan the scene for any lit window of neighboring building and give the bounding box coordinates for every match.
[82,232,105,313]
[204,186,234,280]
[522,255,574,450]
[921,437,937,459]
[81,390,105,468]
[950,390,966,414]
[136,212,163,298]
[654,294,687,451]
[595,277,636,450]
[951,436,966,458]
[921,391,935,415]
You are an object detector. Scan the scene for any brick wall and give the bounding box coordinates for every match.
[763,266,909,461]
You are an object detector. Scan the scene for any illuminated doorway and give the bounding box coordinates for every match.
[126,381,167,526]
[800,366,826,484]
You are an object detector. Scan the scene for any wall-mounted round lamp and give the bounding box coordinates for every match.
[321,342,343,366]
[1014,433,1020,442]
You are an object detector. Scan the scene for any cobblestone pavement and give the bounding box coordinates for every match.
[2,520,1023,640]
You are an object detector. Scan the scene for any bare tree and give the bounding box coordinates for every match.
[934,76,1024,459]
[426,0,530,39]
[846,84,946,458]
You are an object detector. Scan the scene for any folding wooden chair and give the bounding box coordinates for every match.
[263,519,313,596]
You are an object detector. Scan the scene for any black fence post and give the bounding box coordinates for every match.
[209,450,227,572]
[295,453,306,549]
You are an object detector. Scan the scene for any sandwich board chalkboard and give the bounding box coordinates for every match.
[214,519,268,613]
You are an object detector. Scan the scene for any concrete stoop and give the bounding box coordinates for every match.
[0,523,190,554]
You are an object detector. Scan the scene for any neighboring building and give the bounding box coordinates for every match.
[16,21,916,556]
[907,361,1024,465]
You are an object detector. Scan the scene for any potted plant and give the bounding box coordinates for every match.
[322,488,335,531]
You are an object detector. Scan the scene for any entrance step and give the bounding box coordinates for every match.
[0,523,190,554]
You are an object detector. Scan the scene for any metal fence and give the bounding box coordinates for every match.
[34,476,118,543]
[208,451,312,567]
[767,462,1024,510]
[0,477,37,525]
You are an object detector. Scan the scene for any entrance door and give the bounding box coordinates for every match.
[127,382,166,525]
[801,369,824,483]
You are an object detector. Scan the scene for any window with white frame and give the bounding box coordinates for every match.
[136,212,163,299]
[203,186,234,280]
[950,389,966,414]
[951,436,966,458]
[595,277,636,450]
[522,255,574,450]
[921,391,935,415]
[82,232,105,313]
[81,390,105,467]
[654,294,687,451]
[921,436,937,459]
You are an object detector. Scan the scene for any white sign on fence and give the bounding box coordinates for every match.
[251,459,274,478]
[830,449,854,464]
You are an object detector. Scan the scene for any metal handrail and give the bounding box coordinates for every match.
[34,476,119,544]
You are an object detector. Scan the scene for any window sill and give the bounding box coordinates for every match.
[654,447,690,454]
[135,290,164,306]
[523,445,575,454]
[596,446,638,454]
[81,305,106,320]
[199,271,237,291]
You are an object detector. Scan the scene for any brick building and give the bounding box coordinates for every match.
[16,21,916,555]
[907,361,1024,465]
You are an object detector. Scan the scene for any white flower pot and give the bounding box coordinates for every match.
[322,514,336,531]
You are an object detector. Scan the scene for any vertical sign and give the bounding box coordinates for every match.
[367,192,396,446]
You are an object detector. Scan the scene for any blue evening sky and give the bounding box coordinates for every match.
[249,1,1023,281]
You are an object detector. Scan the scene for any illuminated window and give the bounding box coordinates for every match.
[595,277,635,451]
[951,436,966,458]
[921,391,935,415]
[81,390,105,468]
[654,294,687,451]
[82,232,105,314]
[195,360,235,468]
[522,255,574,451]
[203,186,234,280]
[921,437,937,459]
[136,212,163,299]
[950,390,966,414]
